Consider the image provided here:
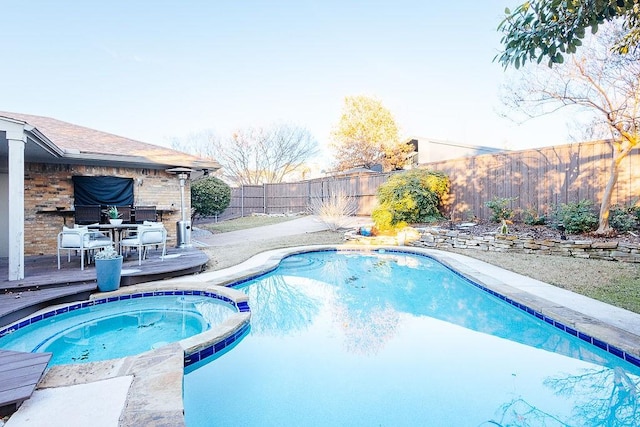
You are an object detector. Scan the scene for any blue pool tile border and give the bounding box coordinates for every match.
[248,247,640,370]
[0,290,249,343]
[183,322,251,367]
[0,289,252,368]
[456,273,640,368]
[409,249,640,369]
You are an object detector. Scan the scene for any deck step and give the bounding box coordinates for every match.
[0,350,52,417]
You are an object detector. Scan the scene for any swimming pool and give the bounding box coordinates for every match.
[0,293,238,365]
[183,249,640,426]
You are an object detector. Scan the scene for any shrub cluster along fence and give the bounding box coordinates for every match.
[218,140,640,222]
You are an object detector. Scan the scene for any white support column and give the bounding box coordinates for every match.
[7,134,25,280]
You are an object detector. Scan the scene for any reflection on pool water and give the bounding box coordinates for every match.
[0,295,236,365]
[184,250,640,426]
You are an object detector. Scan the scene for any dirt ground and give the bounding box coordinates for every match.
[441,218,640,244]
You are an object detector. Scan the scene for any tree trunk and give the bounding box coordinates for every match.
[596,146,628,234]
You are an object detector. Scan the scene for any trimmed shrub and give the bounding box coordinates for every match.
[371,206,402,233]
[372,169,449,231]
[485,197,516,223]
[553,200,598,234]
[191,176,231,221]
[522,206,547,226]
[609,204,640,232]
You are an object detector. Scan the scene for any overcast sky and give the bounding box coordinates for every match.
[2,1,576,163]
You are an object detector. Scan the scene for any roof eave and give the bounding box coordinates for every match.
[26,126,65,157]
[0,116,65,158]
[62,152,221,171]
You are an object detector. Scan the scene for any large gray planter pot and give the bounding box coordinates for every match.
[95,256,123,292]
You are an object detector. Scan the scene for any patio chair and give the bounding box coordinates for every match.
[120,223,167,265]
[134,206,157,223]
[57,226,113,270]
[74,205,102,225]
[116,206,133,223]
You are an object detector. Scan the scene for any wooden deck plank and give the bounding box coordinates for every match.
[1,247,207,290]
[0,385,34,405]
[0,352,51,368]
[0,248,208,328]
[0,350,51,413]
[2,364,48,384]
[0,248,209,415]
[0,284,97,322]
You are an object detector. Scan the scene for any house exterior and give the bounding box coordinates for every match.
[0,112,220,281]
[407,137,506,166]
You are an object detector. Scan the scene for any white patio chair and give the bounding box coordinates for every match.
[57,226,113,270]
[119,223,167,265]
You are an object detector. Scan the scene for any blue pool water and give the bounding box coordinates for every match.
[0,295,236,365]
[184,250,640,426]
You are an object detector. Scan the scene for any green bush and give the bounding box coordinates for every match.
[522,206,547,226]
[372,169,449,230]
[371,206,402,233]
[191,176,231,221]
[485,197,516,223]
[553,200,599,234]
[609,204,640,232]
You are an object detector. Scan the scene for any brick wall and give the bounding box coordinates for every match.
[25,163,189,255]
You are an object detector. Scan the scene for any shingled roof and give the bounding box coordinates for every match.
[0,112,220,171]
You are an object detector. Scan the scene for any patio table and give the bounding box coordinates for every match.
[87,223,138,254]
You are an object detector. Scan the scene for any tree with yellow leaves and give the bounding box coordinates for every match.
[330,95,412,172]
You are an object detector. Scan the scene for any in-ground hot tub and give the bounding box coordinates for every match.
[0,290,249,366]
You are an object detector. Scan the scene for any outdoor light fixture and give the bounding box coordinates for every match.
[166,167,194,248]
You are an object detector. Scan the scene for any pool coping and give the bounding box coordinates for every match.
[3,284,251,426]
[8,244,640,426]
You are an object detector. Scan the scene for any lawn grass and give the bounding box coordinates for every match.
[577,276,640,314]
[197,215,297,234]
[449,249,640,315]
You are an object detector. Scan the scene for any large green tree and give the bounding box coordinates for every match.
[497,0,640,68]
[330,95,412,172]
[501,24,640,233]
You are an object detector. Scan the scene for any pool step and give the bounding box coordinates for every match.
[0,350,52,417]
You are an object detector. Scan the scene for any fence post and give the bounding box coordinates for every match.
[241,185,244,218]
[263,183,267,214]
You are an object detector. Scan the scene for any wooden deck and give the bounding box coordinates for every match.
[0,247,209,328]
[0,247,210,418]
[0,350,52,416]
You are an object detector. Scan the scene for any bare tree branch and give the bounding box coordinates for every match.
[501,22,640,233]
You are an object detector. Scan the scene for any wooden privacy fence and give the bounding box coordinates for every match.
[429,139,640,221]
[218,173,392,220]
[218,140,640,222]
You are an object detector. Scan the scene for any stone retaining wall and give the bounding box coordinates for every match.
[409,227,640,263]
